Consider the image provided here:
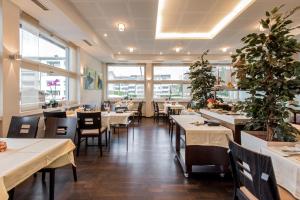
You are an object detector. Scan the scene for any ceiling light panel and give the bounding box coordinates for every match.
[156,0,255,40]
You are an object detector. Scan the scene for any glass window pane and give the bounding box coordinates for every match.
[216,90,251,102]
[108,65,144,80]
[20,68,68,111]
[153,84,190,99]
[20,27,68,70]
[20,68,42,109]
[213,65,235,85]
[39,36,67,69]
[108,83,144,99]
[40,73,67,102]
[20,28,39,60]
[153,66,189,80]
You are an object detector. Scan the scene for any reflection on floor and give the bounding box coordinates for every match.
[15,118,233,200]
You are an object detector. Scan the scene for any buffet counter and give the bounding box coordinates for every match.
[199,109,250,143]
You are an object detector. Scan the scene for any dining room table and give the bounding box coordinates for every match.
[0,138,76,200]
[171,114,233,177]
[67,110,134,130]
[261,145,300,199]
[164,103,185,114]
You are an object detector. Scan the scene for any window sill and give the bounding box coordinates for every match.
[19,103,80,116]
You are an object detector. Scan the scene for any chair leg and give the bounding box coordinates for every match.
[72,165,77,182]
[126,126,129,152]
[108,130,111,152]
[8,188,15,200]
[85,137,88,147]
[105,130,108,147]
[42,171,46,182]
[98,134,103,157]
[49,169,55,200]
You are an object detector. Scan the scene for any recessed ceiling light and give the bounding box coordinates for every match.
[229,51,233,55]
[118,52,121,55]
[159,52,163,55]
[187,51,191,55]
[221,47,228,52]
[155,0,255,39]
[128,47,134,53]
[103,33,108,37]
[175,47,182,53]
[118,23,125,32]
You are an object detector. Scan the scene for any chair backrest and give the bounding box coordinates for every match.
[228,139,280,200]
[138,102,143,112]
[155,102,159,112]
[44,117,77,141]
[43,111,67,121]
[77,112,102,130]
[152,101,156,111]
[7,116,40,138]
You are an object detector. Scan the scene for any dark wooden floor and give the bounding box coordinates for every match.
[15,118,233,200]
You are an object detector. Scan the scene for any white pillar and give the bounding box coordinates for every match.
[145,63,153,117]
[1,0,20,136]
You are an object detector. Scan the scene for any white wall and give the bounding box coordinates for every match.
[1,0,20,136]
[79,49,103,107]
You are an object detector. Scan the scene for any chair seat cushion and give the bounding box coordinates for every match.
[81,127,107,135]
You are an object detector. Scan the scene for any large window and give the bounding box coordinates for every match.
[19,21,77,111]
[20,25,68,70]
[153,65,191,100]
[107,64,145,99]
[20,69,69,111]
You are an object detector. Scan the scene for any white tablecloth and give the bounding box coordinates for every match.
[171,115,233,148]
[0,138,75,200]
[261,146,300,199]
[180,110,198,115]
[102,111,133,125]
[68,111,134,131]
[164,104,185,114]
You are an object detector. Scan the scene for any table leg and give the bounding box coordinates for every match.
[176,123,180,152]
[49,169,55,200]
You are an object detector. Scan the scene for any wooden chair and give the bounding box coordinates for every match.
[6,116,39,199]
[132,102,143,124]
[43,111,66,129]
[76,112,108,156]
[43,111,66,121]
[154,102,166,123]
[7,116,40,138]
[228,139,296,200]
[111,116,134,152]
[152,101,157,122]
[42,117,78,200]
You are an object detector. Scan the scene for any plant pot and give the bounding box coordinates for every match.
[241,131,296,153]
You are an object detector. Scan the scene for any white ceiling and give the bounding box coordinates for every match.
[68,0,300,57]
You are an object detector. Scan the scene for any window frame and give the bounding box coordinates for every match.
[106,63,146,100]
[19,21,78,112]
[152,64,191,101]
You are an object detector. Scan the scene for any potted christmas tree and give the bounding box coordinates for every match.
[188,50,216,109]
[232,5,300,149]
